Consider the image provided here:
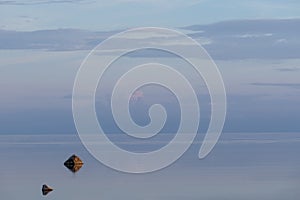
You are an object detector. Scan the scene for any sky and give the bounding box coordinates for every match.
[0,1,300,199]
[0,18,300,133]
[0,0,300,31]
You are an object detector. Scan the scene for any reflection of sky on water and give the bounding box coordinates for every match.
[1,132,299,200]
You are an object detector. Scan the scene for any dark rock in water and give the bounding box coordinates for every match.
[42,184,53,196]
[64,154,84,173]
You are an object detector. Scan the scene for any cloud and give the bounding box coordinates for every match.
[235,33,273,38]
[251,82,300,90]
[185,19,300,60]
[275,67,300,72]
[0,18,300,60]
[130,90,144,102]
[0,0,93,5]
[95,0,205,7]
[63,94,72,99]
[0,0,204,7]
[0,28,117,51]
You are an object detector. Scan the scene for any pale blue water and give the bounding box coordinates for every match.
[1,132,300,200]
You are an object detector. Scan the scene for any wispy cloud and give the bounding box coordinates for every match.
[0,0,93,5]
[275,67,300,72]
[185,19,300,60]
[235,33,273,38]
[251,82,300,90]
[0,29,115,51]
